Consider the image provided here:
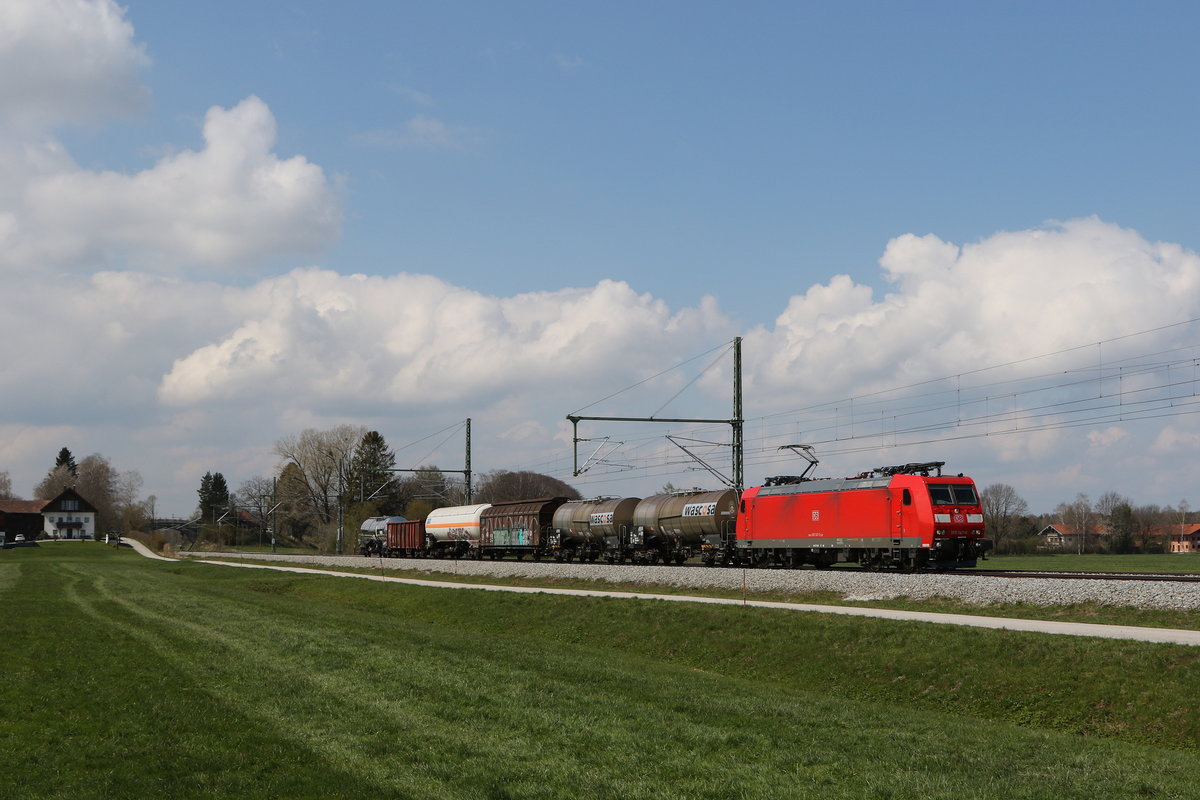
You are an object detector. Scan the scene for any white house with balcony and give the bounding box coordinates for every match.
[0,488,97,542]
[41,488,97,539]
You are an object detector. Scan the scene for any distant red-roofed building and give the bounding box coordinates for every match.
[1037,523,1109,551]
[1040,521,1192,554]
[1168,524,1200,553]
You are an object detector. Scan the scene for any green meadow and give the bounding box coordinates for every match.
[2,543,1199,799]
[988,553,1200,573]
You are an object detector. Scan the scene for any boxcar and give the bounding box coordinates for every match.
[479,497,568,560]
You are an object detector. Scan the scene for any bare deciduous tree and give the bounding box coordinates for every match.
[980,483,1029,551]
[237,475,276,526]
[1132,504,1168,552]
[1056,493,1094,554]
[475,470,582,503]
[274,425,366,525]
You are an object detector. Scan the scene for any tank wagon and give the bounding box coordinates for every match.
[549,498,598,554]
[549,498,631,562]
[626,489,738,564]
[583,497,641,563]
[357,515,405,556]
[424,503,491,558]
[729,462,990,570]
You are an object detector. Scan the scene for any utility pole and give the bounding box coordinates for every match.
[732,336,743,492]
[464,418,472,503]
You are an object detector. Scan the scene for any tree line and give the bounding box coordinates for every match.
[0,447,154,537]
[981,483,1191,555]
[9,439,1181,556]
[195,425,581,551]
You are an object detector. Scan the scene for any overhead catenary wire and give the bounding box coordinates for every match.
[569,341,732,416]
[510,317,1200,491]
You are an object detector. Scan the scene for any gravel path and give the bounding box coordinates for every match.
[178,552,1200,611]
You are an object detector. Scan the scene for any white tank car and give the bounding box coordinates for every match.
[424,504,492,545]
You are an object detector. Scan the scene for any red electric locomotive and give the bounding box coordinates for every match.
[725,461,990,570]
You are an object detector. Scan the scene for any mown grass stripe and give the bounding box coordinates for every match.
[0,561,20,596]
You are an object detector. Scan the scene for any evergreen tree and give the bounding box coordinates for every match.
[347,431,398,509]
[197,471,231,522]
[55,447,78,477]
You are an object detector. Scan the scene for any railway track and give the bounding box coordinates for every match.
[295,551,1200,583]
[964,568,1200,583]
[695,563,1200,582]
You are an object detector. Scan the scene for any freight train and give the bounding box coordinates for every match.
[358,461,991,570]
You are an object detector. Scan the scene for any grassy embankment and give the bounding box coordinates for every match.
[3,544,1199,799]
[194,548,1200,632]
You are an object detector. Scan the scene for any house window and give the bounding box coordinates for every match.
[62,500,79,511]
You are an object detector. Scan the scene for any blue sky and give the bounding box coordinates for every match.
[4,1,1200,516]
[83,1,1200,316]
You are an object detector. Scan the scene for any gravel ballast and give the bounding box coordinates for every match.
[178,552,1200,611]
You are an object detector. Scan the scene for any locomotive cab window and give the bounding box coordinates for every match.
[902,489,912,506]
[928,484,979,505]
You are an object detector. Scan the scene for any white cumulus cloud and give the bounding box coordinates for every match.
[5,96,342,272]
[0,0,150,130]
[157,271,733,409]
[745,217,1200,403]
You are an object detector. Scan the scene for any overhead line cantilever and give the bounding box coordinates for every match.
[566,336,744,491]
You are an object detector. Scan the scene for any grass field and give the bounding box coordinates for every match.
[3,544,1200,799]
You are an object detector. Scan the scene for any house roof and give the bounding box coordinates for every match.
[1038,523,1110,537]
[0,499,48,514]
[1039,522,1200,539]
[0,489,99,516]
[42,487,98,514]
